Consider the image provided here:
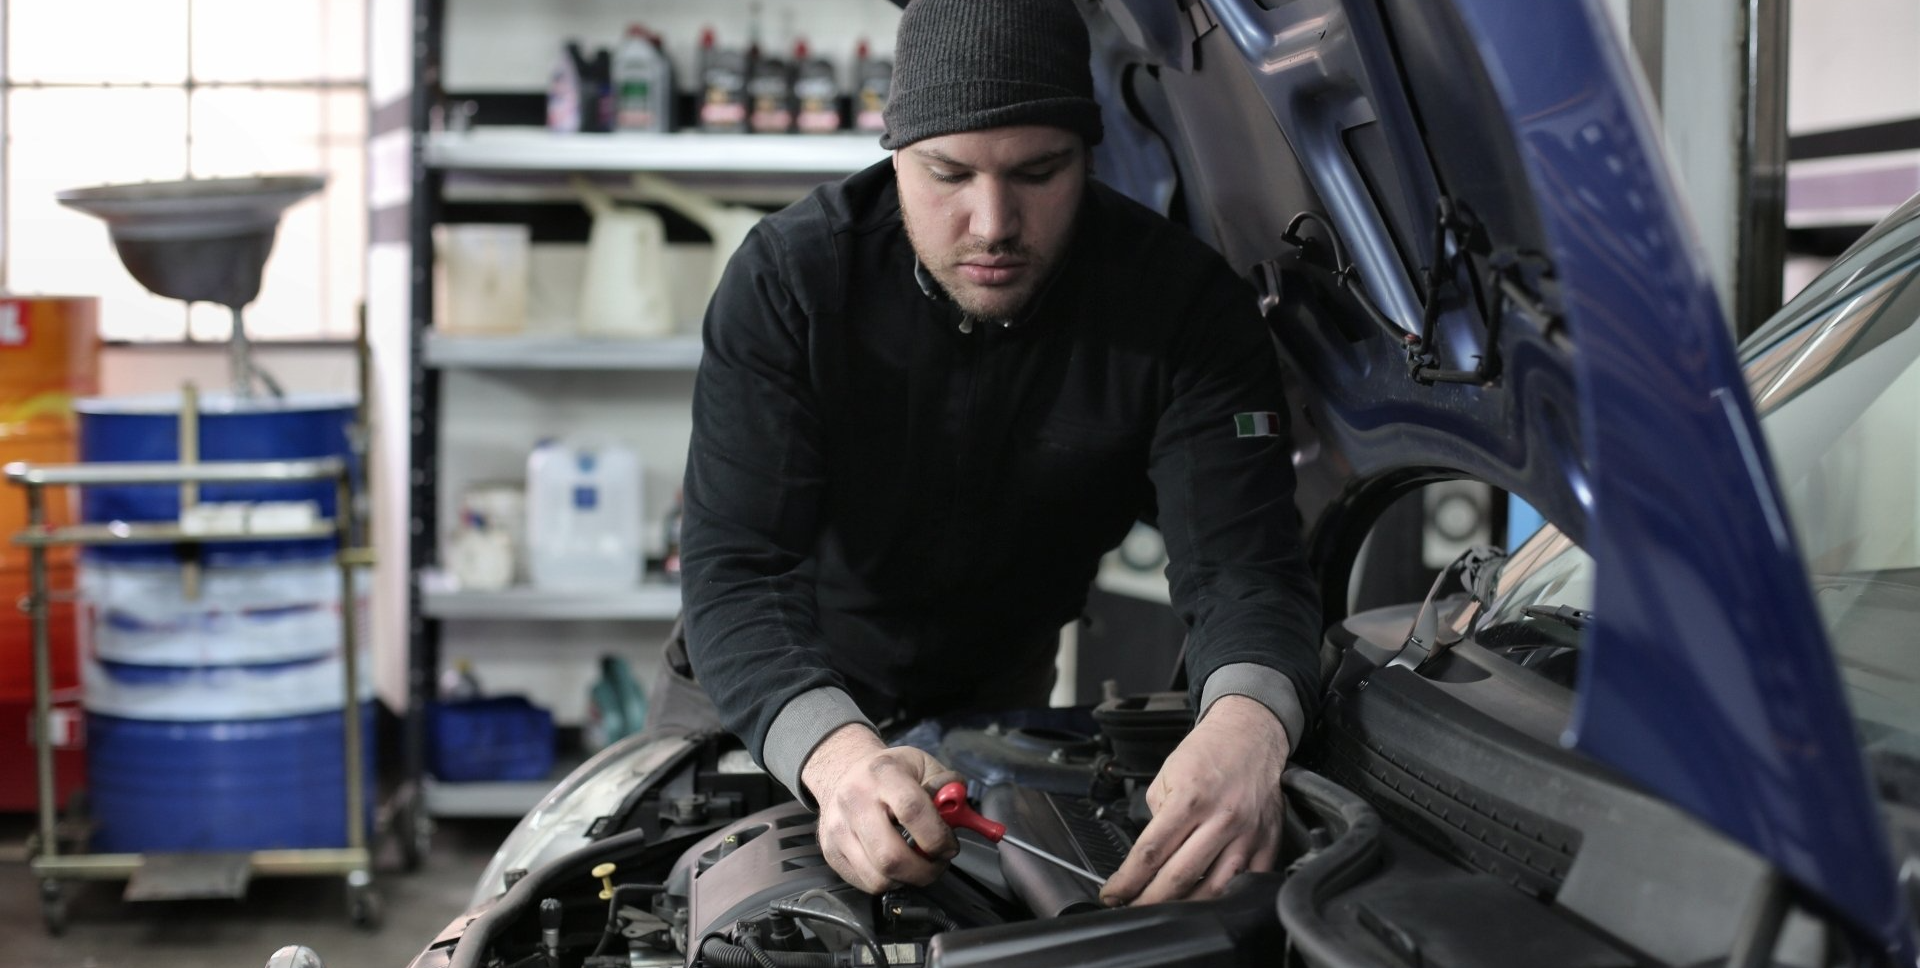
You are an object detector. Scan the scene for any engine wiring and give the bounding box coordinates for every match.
[737,934,780,968]
[1281,210,1409,348]
[693,924,835,968]
[768,899,891,968]
[586,882,669,961]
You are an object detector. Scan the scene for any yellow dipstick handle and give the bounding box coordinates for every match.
[592,862,617,901]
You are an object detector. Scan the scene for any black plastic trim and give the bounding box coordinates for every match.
[1275,768,1388,968]
[1789,117,1920,161]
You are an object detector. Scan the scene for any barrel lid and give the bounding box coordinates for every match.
[75,391,357,416]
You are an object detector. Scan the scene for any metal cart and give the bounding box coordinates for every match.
[6,454,379,934]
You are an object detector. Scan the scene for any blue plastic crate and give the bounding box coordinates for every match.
[428,696,556,782]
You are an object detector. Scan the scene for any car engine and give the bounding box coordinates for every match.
[408,692,1307,968]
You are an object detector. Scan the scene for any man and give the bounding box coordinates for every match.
[675,0,1321,908]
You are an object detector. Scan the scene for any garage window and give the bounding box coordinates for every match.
[1,0,367,342]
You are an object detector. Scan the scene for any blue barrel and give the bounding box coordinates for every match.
[75,392,356,565]
[79,560,375,853]
[87,706,375,853]
[73,391,369,853]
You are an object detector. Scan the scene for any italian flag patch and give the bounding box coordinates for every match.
[1234,412,1282,438]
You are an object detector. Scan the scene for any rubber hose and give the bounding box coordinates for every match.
[738,935,780,968]
[698,941,834,968]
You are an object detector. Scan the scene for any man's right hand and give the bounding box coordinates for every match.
[802,722,963,894]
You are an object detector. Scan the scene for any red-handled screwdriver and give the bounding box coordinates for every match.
[930,781,1107,887]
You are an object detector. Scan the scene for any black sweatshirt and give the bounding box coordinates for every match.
[680,160,1322,798]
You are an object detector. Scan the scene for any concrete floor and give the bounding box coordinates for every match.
[0,814,518,968]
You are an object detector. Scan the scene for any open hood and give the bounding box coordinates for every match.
[1079,0,1907,953]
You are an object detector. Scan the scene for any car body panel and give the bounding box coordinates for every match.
[1444,3,1903,950]
[1084,0,1907,952]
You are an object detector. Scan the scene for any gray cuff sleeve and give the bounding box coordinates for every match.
[762,686,876,809]
[1198,662,1306,750]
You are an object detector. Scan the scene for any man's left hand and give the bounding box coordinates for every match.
[1099,695,1289,906]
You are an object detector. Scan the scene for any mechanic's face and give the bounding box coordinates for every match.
[895,126,1087,325]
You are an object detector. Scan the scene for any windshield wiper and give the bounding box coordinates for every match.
[1522,604,1593,631]
[1389,545,1506,672]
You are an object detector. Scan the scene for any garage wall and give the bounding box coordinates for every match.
[367,0,415,713]
[1787,0,1919,133]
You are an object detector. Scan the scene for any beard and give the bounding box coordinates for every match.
[900,205,1058,326]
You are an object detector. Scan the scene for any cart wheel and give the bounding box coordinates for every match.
[347,874,384,931]
[56,787,92,853]
[40,880,68,937]
[395,789,434,872]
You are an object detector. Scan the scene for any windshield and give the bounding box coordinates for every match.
[1481,250,1920,806]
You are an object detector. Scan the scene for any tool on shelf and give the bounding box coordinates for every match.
[927,781,1107,887]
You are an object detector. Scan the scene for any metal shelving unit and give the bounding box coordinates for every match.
[425,128,886,174]
[422,584,684,621]
[401,5,878,836]
[423,332,703,371]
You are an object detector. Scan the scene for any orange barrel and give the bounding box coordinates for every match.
[0,296,99,571]
[0,297,96,811]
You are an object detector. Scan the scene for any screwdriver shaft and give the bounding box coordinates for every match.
[1000,833,1107,887]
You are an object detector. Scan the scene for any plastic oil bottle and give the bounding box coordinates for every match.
[547,42,583,133]
[697,27,750,132]
[852,39,892,135]
[614,25,673,132]
[747,48,794,133]
[793,39,842,134]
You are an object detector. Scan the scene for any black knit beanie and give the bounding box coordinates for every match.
[880,0,1104,150]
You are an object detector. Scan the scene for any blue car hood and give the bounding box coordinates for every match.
[1078,0,1907,953]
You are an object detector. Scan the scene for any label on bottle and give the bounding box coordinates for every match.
[617,79,656,130]
[855,85,888,133]
[700,61,750,131]
[795,71,840,133]
[748,63,793,133]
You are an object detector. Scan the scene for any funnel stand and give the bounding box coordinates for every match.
[228,307,285,401]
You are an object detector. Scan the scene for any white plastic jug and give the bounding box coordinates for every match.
[630,172,764,299]
[575,178,676,338]
[526,438,645,591]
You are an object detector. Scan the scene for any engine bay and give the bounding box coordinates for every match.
[407,693,1326,968]
[405,643,1820,968]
